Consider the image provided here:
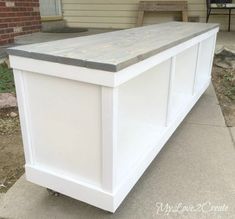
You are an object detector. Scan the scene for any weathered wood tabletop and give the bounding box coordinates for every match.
[8,22,219,72]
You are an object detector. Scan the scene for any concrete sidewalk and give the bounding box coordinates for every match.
[0,84,235,219]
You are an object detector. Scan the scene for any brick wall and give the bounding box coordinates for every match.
[0,0,41,45]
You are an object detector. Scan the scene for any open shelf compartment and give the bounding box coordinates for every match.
[194,36,216,93]
[116,59,171,184]
[167,44,199,124]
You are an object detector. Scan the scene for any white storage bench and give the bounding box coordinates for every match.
[8,22,219,212]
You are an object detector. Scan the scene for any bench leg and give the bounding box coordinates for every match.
[182,10,188,22]
[136,10,144,27]
[206,9,211,23]
[228,9,231,32]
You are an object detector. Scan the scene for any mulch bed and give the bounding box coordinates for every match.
[212,51,235,127]
[0,107,24,193]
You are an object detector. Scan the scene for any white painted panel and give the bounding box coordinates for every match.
[23,72,102,186]
[174,45,198,94]
[195,36,215,92]
[117,60,171,184]
[168,45,198,122]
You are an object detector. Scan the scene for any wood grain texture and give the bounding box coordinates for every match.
[7,22,219,72]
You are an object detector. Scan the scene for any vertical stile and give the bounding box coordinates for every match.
[208,35,217,78]
[192,42,202,95]
[165,56,176,127]
[101,86,118,193]
[13,70,34,165]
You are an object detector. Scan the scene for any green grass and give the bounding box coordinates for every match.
[0,62,15,93]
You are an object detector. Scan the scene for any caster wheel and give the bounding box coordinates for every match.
[47,188,60,197]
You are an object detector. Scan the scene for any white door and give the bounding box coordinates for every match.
[39,0,62,17]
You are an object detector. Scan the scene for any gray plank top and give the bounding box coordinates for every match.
[7,22,219,72]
